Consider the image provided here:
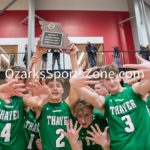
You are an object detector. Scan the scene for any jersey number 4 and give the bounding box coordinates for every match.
[0,123,11,142]
[121,115,135,133]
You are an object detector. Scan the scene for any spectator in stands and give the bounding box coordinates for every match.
[112,46,122,68]
[139,45,149,61]
[23,44,28,69]
[42,50,48,70]
[23,44,33,69]
[10,54,15,67]
[146,44,150,61]
[51,49,61,70]
[86,42,98,67]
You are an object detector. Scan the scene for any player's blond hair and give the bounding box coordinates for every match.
[72,99,94,115]
[45,77,64,87]
[100,64,119,79]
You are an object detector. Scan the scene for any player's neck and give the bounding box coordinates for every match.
[110,86,124,95]
[49,98,62,103]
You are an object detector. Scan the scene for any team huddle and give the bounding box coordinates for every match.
[0,40,150,150]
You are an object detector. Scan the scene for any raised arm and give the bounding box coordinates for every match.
[0,80,26,104]
[86,124,110,150]
[70,68,105,112]
[69,43,79,73]
[122,72,140,86]
[24,79,51,117]
[0,80,25,94]
[66,45,93,109]
[31,40,48,82]
[124,53,150,97]
[61,120,83,150]
[65,43,81,107]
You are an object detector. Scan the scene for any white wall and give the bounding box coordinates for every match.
[35,0,128,11]
[0,0,29,11]
[145,3,150,38]
[127,0,140,51]
[127,0,150,51]
[1,0,128,11]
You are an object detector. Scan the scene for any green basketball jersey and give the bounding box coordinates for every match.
[38,101,72,150]
[123,83,130,88]
[24,109,40,150]
[146,97,150,114]
[104,87,150,150]
[78,110,108,150]
[0,96,26,150]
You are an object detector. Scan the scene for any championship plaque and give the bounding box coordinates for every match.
[39,21,70,52]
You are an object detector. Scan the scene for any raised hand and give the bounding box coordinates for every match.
[28,79,50,95]
[123,53,150,80]
[34,39,49,57]
[29,56,39,71]
[26,79,50,106]
[70,66,99,88]
[0,79,26,104]
[60,42,79,57]
[61,120,82,148]
[79,61,86,72]
[86,124,110,150]
[69,43,79,57]
[36,139,42,150]
[122,71,141,86]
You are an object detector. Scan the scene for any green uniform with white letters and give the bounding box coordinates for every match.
[24,109,40,150]
[0,96,26,150]
[79,110,108,150]
[146,96,150,114]
[146,96,150,109]
[104,87,150,150]
[38,101,72,150]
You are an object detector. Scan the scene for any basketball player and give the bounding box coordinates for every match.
[0,66,47,150]
[70,54,150,150]
[28,40,82,150]
[73,99,108,150]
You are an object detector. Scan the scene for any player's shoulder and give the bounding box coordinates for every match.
[93,110,107,126]
[93,109,103,115]
[62,100,69,106]
[43,101,69,110]
[124,86,142,100]
[104,94,112,104]
[11,96,23,101]
[93,109,105,119]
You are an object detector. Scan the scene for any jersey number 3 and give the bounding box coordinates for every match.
[0,123,11,142]
[121,115,135,133]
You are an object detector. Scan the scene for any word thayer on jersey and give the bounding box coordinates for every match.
[47,116,69,126]
[0,110,19,121]
[24,120,39,133]
[109,100,137,115]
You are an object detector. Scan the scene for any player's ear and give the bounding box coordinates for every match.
[63,88,64,94]
[61,87,64,94]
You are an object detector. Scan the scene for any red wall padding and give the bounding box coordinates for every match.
[0,10,136,64]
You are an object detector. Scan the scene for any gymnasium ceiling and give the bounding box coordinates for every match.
[0,0,128,11]
[1,0,149,13]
